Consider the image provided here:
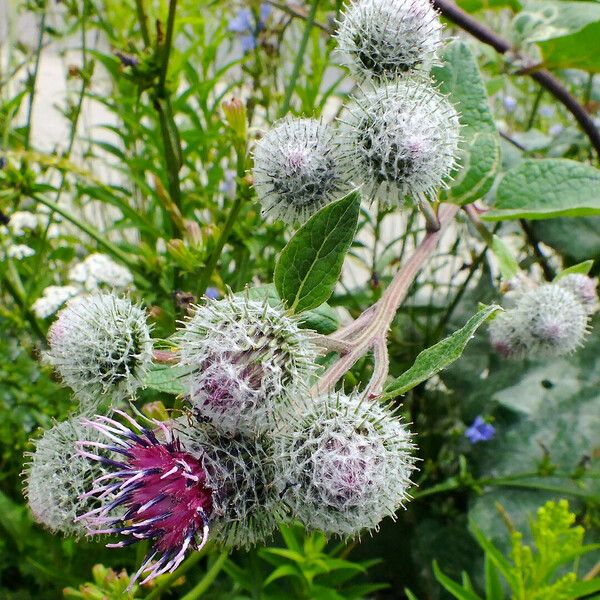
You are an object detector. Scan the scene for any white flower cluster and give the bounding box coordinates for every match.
[47,293,153,407]
[9,211,39,236]
[69,253,134,290]
[31,285,81,319]
[252,0,459,216]
[336,0,442,80]
[7,244,35,259]
[490,274,597,359]
[24,417,110,537]
[178,295,319,434]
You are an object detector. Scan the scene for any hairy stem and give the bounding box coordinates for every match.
[313,204,459,395]
[180,551,228,600]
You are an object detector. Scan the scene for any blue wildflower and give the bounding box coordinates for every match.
[228,4,271,52]
[503,96,517,113]
[205,287,220,300]
[465,416,495,444]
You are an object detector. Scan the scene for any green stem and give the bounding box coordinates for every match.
[1,269,46,342]
[145,544,213,600]
[196,144,248,296]
[24,2,46,150]
[31,194,139,269]
[158,0,177,96]
[526,87,543,131]
[135,0,151,48]
[180,551,228,600]
[278,0,319,117]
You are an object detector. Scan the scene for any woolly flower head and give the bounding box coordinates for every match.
[252,117,352,223]
[24,417,109,537]
[490,284,589,359]
[179,421,284,549]
[177,295,318,434]
[77,411,214,586]
[556,274,598,315]
[47,293,153,406]
[339,80,460,205]
[274,392,416,537]
[335,0,442,80]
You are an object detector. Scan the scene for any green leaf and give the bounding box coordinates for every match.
[491,235,520,280]
[484,555,504,600]
[263,564,301,587]
[381,304,501,399]
[514,1,600,72]
[484,159,600,221]
[143,364,192,395]
[564,578,600,596]
[468,524,519,590]
[432,561,483,600]
[404,589,421,600]
[554,260,594,280]
[274,191,361,313]
[432,41,501,205]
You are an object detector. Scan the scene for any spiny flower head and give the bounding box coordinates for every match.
[335,0,442,80]
[490,284,590,359]
[274,392,417,537]
[179,421,284,548]
[339,80,460,205]
[177,295,318,434]
[47,293,153,407]
[77,411,213,586]
[24,417,109,537]
[556,274,598,315]
[252,117,352,223]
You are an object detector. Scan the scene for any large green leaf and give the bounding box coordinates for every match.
[381,304,501,400]
[531,216,600,263]
[484,159,600,221]
[143,364,192,395]
[433,41,501,205]
[514,1,600,71]
[274,191,360,313]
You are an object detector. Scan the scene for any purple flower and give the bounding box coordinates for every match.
[228,4,271,52]
[76,411,213,586]
[465,416,495,444]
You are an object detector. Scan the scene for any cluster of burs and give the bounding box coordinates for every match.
[253,0,459,222]
[25,289,416,583]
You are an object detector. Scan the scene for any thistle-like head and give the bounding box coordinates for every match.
[24,417,110,537]
[252,117,352,223]
[335,0,443,80]
[77,411,213,586]
[339,80,460,205]
[490,283,590,359]
[274,392,417,537]
[47,293,153,407]
[177,295,318,434]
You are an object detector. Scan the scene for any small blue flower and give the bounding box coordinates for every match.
[228,4,271,52]
[465,416,495,444]
[549,124,563,136]
[503,96,517,113]
[205,287,221,300]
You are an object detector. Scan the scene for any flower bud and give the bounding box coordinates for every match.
[252,117,352,223]
[177,294,318,434]
[274,392,417,537]
[339,80,460,205]
[555,274,598,315]
[223,97,247,140]
[24,417,110,537]
[47,293,153,407]
[335,0,442,80]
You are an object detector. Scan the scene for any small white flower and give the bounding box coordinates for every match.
[275,391,417,537]
[47,292,153,407]
[335,0,442,80]
[24,417,110,537]
[9,211,38,236]
[177,294,319,435]
[69,253,133,290]
[7,244,35,259]
[31,285,81,319]
[339,80,460,205]
[253,117,352,223]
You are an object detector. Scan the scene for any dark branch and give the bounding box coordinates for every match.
[433,0,600,161]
